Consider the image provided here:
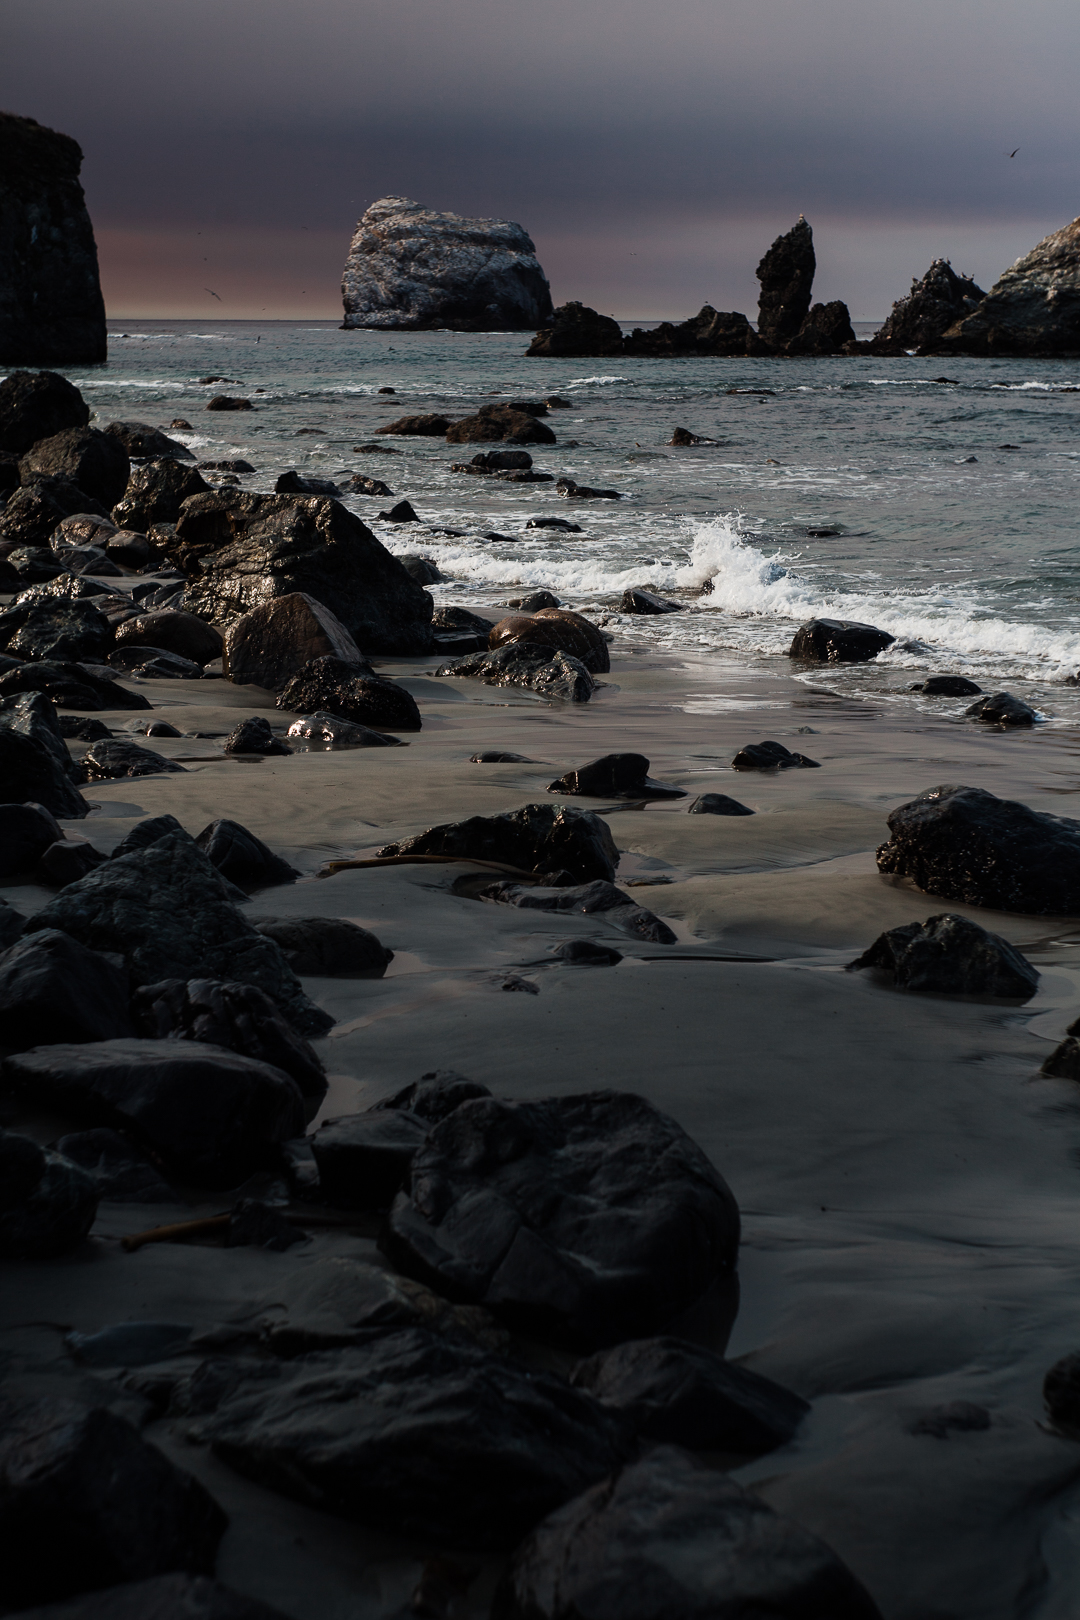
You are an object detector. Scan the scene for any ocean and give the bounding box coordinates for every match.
[65,317,1080,722]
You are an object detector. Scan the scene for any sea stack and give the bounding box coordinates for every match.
[341,196,554,332]
[869,259,986,353]
[756,216,816,346]
[0,112,107,366]
[936,216,1080,355]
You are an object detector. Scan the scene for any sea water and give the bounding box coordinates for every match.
[63,318,1080,723]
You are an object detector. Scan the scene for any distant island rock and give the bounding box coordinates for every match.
[935,216,1080,356]
[0,112,106,366]
[866,260,986,354]
[341,196,554,332]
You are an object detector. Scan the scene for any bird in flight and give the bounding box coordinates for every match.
[204,288,222,301]
[1007,147,1019,158]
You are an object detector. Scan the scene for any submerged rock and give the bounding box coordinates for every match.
[731,740,820,771]
[547,753,686,800]
[438,644,595,703]
[273,470,339,497]
[374,413,453,437]
[276,655,421,730]
[938,216,1080,355]
[526,302,624,358]
[446,405,557,446]
[848,912,1039,999]
[377,802,618,883]
[965,691,1037,726]
[915,674,984,696]
[0,1131,99,1260]
[341,196,553,331]
[224,591,365,690]
[619,587,684,614]
[253,917,392,975]
[789,617,895,663]
[688,793,754,816]
[876,784,1080,913]
[871,259,987,353]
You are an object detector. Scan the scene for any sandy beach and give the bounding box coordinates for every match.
[5,612,1080,1619]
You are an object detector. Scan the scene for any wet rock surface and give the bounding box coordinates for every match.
[115,611,222,667]
[111,460,211,531]
[619,587,684,614]
[0,928,133,1050]
[3,599,112,664]
[488,608,610,674]
[83,740,187,780]
[477,879,677,944]
[731,740,820,771]
[789,617,895,663]
[1,658,150,710]
[848,912,1039,999]
[276,655,420,730]
[688,793,754,816]
[222,717,291,756]
[194,819,298,890]
[0,1130,99,1259]
[52,1127,179,1203]
[438,643,595,703]
[311,1110,429,1208]
[103,420,195,461]
[377,802,618,883]
[915,675,984,696]
[965,691,1037,726]
[223,592,364,690]
[284,711,401,747]
[547,753,686,800]
[381,1090,739,1348]
[1,478,110,551]
[253,916,392,975]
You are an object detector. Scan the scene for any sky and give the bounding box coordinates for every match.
[4,0,1079,321]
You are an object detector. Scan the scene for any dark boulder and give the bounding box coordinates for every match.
[491,1446,883,1620]
[82,740,186,780]
[548,753,686,800]
[526,302,624,358]
[0,928,133,1050]
[194,819,298,890]
[103,421,194,461]
[370,1070,492,1123]
[377,802,618,884]
[619,587,684,614]
[0,1392,226,1610]
[876,784,1080,913]
[965,691,1037,726]
[571,1336,809,1454]
[276,655,421,730]
[103,531,150,568]
[111,460,211,532]
[222,717,290,756]
[284,711,401,747]
[871,259,987,353]
[0,689,78,782]
[273,470,339,497]
[505,590,560,611]
[108,647,203,680]
[345,474,393,497]
[0,899,27,948]
[173,491,434,654]
[0,477,110,550]
[1041,1027,1080,1081]
[0,801,65,877]
[848,912,1039,999]
[688,793,754,816]
[0,702,87,818]
[20,429,130,510]
[199,458,254,474]
[731,740,820,771]
[23,831,330,1034]
[915,674,983,696]
[432,604,496,635]
[114,609,223,666]
[437,644,596,703]
[374,414,453,436]
[224,592,366,690]
[446,405,556,446]
[38,839,109,887]
[4,1574,296,1620]
[375,499,419,523]
[253,917,392,975]
[756,216,816,347]
[51,513,117,550]
[0,370,89,455]
[52,1127,178,1204]
[788,617,895,662]
[193,1327,627,1550]
[56,716,111,740]
[554,940,622,965]
[623,307,755,358]
[789,299,856,355]
[0,1132,99,1260]
[2,598,112,662]
[1044,1352,1080,1437]
[0,658,151,710]
[474,449,534,470]
[311,1110,430,1209]
[382,1091,738,1348]
[397,554,443,584]
[556,477,620,500]
[4,1039,306,1187]
[7,545,67,582]
[130,978,326,1116]
[525,517,582,532]
[489,607,609,674]
[477,879,677,944]
[204,397,253,412]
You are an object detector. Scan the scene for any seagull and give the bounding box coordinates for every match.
[1007,148,1020,158]
[204,288,222,301]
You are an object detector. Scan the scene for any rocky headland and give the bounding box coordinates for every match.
[933,215,1080,356]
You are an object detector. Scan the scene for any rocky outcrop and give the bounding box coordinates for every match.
[0,370,89,455]
[438,644,596,703]
[341,196,553,331]
[0,114,106,365]
[223,592,363,690]
[526,302,624,358]
[19,428,130,509]
[377,803,618,883]
[488,608,610,674]
[869,259,986,352]
[848,912,1039,999]
[756,216,816,346]
[938,217,1080,355]
[789,617,894,663]
[445,405,556,445]
[623,306,758,357]
[789,299,857,354]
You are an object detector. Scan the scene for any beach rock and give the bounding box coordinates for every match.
[4,1039,306,1187]
[489,607,610,674]
[876,784,1080,913]
[432,605,495,635]
[20,429,129,510]
[115,609,222,666]
[378,802,618,883]
[253,917,392,975]
[111,460,211,532]
[4,1574,296,1620]
[965,691,1037,726]
[0,370,89,455]
[939,216,1080,356]
[1044,1353,1080,1437]
[871,259,987,353]
[0,898,27,948]
[525,517,581,532]
[382,1091,738,1348]
[370,1070,492,1123]
[0,657,149,709]
[473,449,534,471]
[619,587,683,614]
[194,819,298,889]
[689,793,754,816]
[56,715,111,740]
[108,647,203,680]
[446,405,556,446]
[0,928,133,1050]
[221,717,289,756]
[24,831,330,1034]
[101,530,149,568]
[345,474,393,497]
[0,477,110,550]
[0,1133,99,1260]
[478,879,677,945]
[193,1327,626,1549]
[174,491,434,654]
[130,978,326,1114]
[789,617,895,663]
[0,709,88,818]
[397,554,443,584]
[471,750,535,763]
[526,302,624,358]
[273,470,339,497]
[6,545,67,582]
[377,499,419,523]
[1040,1031,1080,1081]
[556,477,620,500]
[276,655,421,730]
[916,674,984,696]
[103,421,194,462]
[199,459,254,474]
[0,801,65,877]
[553,940,623,965]
[223,592,364,691]
[0,687,78,775]
[82,740,186,779]
[548,753,686,800]
[38,839,109,887]
[2,598,112,663]
[731,740,820,771]
[0,113,106,366]
[0,1392,226,1610]
[848,912,1039,999]
[374,413,453,437]
[669,427,707,445]
[506,590,560,611]
[491,1445,882,1620]
[756,217,816,347]
[284,711,401,747]
[205,397,252,412]
[311,1110,429,1209]
[341,196,553,331]
[52,1127,178,1203]
[571,1336,809,1453]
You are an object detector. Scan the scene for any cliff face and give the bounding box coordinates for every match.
[0,112,107,367]
[341,196,554,332]
[937,218,1080,355]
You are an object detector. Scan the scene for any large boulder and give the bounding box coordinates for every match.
[82,740,186,780]
[311,1110,429,1209]
[0,928,133,1050]
[0,658,151,711]
[2,598,112,662]
[114,610,222,666]
[0,370,89,455]
[276,655,421,730]
[0,477,110,550]
[789,299,856,355]
[437,644,595,703]
[0,689,80,783]
[103,421,195,461]
[939,215,1080,355]
[193,819,298,890]
[756,217,816,347]
[341,195,553,331]
[848,912,1039,999]
[111,460,211,531]
[0,1393,226,1610]
[875,785,1080,913]
[380,1091,740,1348]
[0,115,106,367]
[965,691,1037,727]
[173,491,434,654]
[446,405,556,445]
[870,258,986,352]
[4,1574,294,1620]
[192,1327,627,1549]
[224,592,364,689]
[0,696,87,818]
[4,1039,305,1187]
[23,831,330,1034]
[547,754,686,800]
[526,302,624,358]
[252,916,392,975]
[0,801,66,877]
[489,607,610,673]
[0,1131,99,1260]
[373,413,453,437]
[377,802,618,883]
[491,1446,883,1620]
[20,429,130,510]
[788,617,894,663]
